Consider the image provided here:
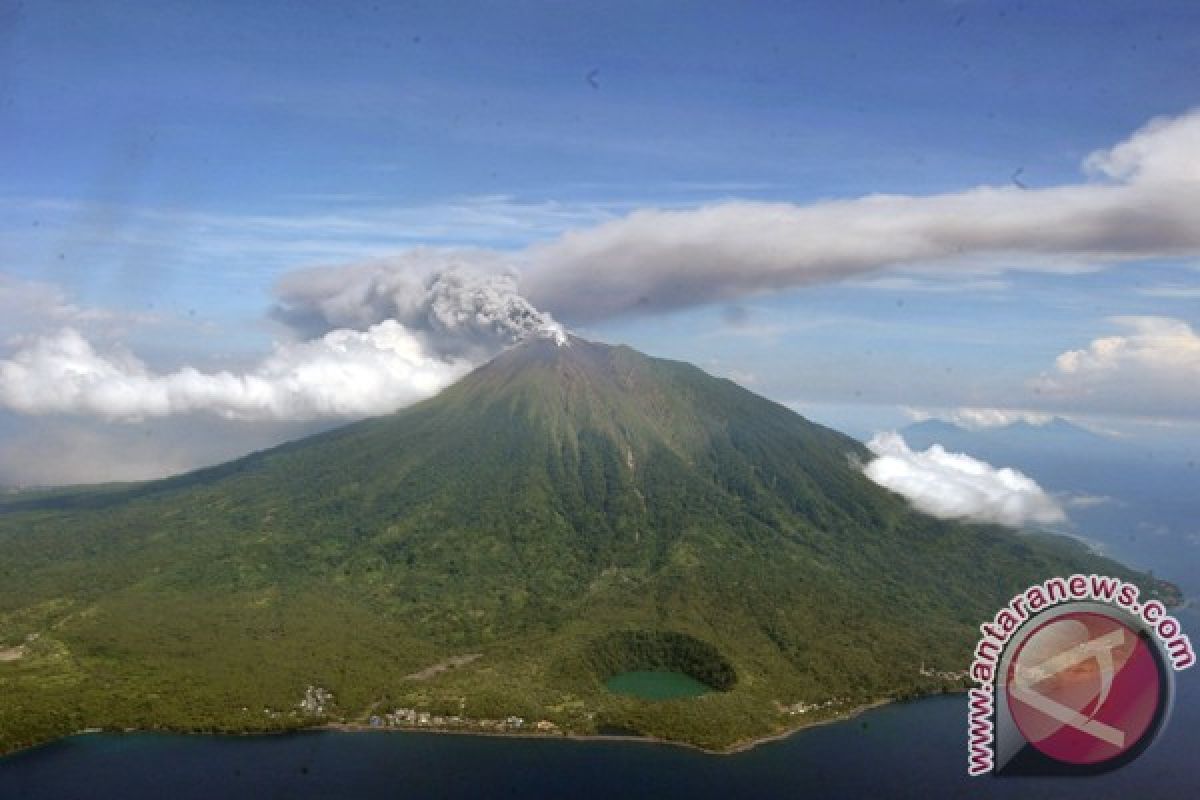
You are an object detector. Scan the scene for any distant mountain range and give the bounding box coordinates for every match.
[0,337,1173,753]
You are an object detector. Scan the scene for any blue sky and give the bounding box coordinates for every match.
[8,1,1200,219]
[1,0,1199,483]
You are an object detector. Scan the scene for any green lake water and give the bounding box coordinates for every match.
[604,670,711,700]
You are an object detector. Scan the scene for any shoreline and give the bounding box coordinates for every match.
[0,694,934,762]
[722,696,899,755]
[327,691,958,755]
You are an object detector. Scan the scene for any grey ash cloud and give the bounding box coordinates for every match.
[269,250,565,360]
[518,110,1200,323]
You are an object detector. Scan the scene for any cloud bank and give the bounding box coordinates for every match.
[0,265,568,420]
[1035,316,1200,418]
[0,322,472,420]
[862,432,1066,528]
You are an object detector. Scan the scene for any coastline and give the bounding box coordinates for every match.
[722,696,898,755]
[0,692,961,761]
[270,695,905,757]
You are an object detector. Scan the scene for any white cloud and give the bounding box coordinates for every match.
[0,322,471,420]
[862,432,1066,528]
[1035,316,1200,417]
[1083,110,1200,184]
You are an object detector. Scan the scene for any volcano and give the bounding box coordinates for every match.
[0,336,1169,751]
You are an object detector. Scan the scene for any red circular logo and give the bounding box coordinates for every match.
[1005,611,1162,766]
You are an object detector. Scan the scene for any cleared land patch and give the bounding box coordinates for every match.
[405,653,482,681]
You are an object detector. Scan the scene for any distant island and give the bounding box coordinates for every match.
[0,337,1177,754]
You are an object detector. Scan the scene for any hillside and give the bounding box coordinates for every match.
[0,336,1173,752]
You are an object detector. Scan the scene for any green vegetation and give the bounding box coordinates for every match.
[0,337,1176,753]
